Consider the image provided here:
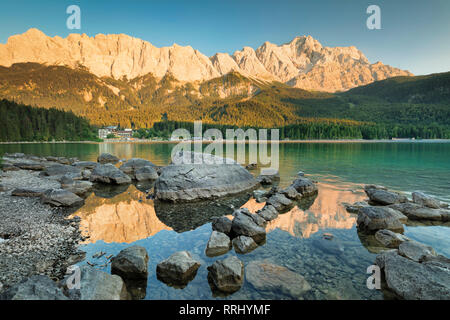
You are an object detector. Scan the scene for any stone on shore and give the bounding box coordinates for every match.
[11,188,48,197]
[156,251,201,286]
[206,231,231,257]
[266,193,294,212]
[64,266,129,300]
[246,261,311,299]
[357,206,407,233]
[398,240,437,262]
[232,236,258,254]
[97,153,119,164]
[291,177,318,196]
[374,229,410,248]
[207,256,244,293]
[41,164,82,180]
[13,161,45,171]
[60,176,93,196]
[257,205,278,221]
[41,189,84,207]
[72,161,98,170]
[154,152,258,202]
[111,245,149,280]
[0,275,69,300]
[375,250,450,300]
[364,186,407,205]
[211,216,232,235]
[231,209,267,243]
[90,164,132,185]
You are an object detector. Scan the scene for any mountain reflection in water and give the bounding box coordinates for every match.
[72,181,365,244]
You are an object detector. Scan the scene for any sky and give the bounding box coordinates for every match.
[0,0,449,75]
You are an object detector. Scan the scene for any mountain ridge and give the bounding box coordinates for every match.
[0,28,412,92]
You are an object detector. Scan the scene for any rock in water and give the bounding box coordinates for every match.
[64,266,129,300]
[398,240,437,262]
[207,256,244,293]
[246,261,311,299]
[156,251,201,287]
[364,187,407,205]
[72,161,98,170]
[389,203,446,221]
[205,231,231,257]
[90,164,132,185]
[375,250,450,300]
[97,153,119,164]
[257,205,278,221]
[41,189,84,207]
[119,158,157,179]
[231,209,267,243]
[256,168,280,185]
[1,275,69,300]
[374,229,410,248]
[154,152,258,202]
[357,206,407,233]
[211,216,232,235]
[266,193,294,212]
[232,236,258,254]
[134,166,158,181]
[60,177,93,196]
[291,177,318,196]
[412,191,441,209]
[111,245,149,280]
[312,237,344,255]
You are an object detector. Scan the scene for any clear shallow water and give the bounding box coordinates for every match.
[1,141,449,299]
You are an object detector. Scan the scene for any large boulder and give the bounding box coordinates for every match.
[156,251,201,286]
[0,275,69,300]
[154,152,258,202]
[412,191,441,209]
[291,176,318,196]
[232,236,258,254]
[97,153,119,164]
[134,166,158,181]
[375,250,450,300]
[205,231,231,257]
[64,266,129,300]
[246,261,311,299]
[111,245,149,280]
[231,209,267,243]
[357,206,407,233]
[374,229,410,248]
[365,187,407,205]
[41,189,84,207]
[90,164,132,185]
[207,256,244,293]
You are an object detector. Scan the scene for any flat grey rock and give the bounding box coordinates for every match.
[1,275,68,300]
[156,251,201,286]
[398,240,437,262]
[374,229,410,248]
[365,187,407,205]
[90,164,132,185]
[357,206,407,233]
[257,205,278,221]
[41,189,84,207]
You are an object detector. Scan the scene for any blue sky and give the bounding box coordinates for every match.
[0,0,449,75]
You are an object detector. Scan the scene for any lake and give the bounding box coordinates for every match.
[1,141,449,299]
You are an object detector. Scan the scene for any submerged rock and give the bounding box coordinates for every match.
[97,153,119,164]
[64,266,128,300]
[232,236,258,254]
[90,164,132,185]
[312,237,344,255]
[41,189,84,207]
[205,231,231,257]
[1,275,68,300]
[207,256,244,293]
[246,261,311,299]
[374,229,410,248]
[111,245,149,280]
[156,251,201,287]
[375,250,450,300]
[154,152,258,202]
[357,206,407,233]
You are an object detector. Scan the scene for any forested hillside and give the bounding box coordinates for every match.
[0,99,98,142]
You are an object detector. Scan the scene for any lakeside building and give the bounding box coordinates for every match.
[98,126,133,139]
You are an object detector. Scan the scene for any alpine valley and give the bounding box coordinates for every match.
[0,28,449,135]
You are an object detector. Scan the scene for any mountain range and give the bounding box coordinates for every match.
[0,28,411,92]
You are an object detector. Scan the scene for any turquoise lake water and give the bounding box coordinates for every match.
[1,141,449,299]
